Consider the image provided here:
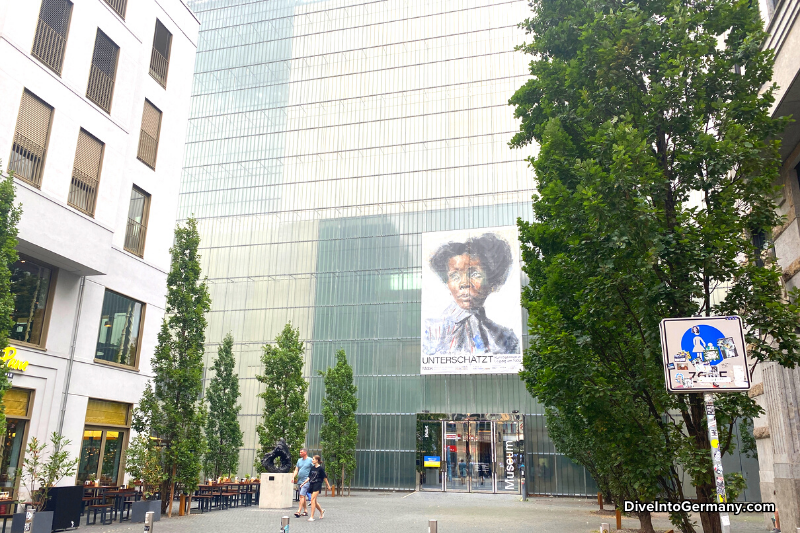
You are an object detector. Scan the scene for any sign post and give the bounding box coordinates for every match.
[660,315,751,533]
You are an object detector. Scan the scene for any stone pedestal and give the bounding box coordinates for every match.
[259,472,294,509]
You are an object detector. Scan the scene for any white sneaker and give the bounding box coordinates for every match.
[308,518,315,522]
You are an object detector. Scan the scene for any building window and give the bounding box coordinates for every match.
[77,399,130,486]
[0,388,33,500]
[137,100,161,169]
[68,129,104,216]
[31,0,73,75]
[95,290,143,368]
[10,257,54,347]
[86,30,119,113]
[102,0,126,19]
[149,20,172,88]
[8,90,54,188]
[124,187,150,257]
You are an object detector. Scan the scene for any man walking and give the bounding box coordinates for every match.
[293,448,313,517]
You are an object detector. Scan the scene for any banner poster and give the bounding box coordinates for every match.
[421,226,523,374]
[659,316,752,393]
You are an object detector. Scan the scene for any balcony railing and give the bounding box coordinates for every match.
[124,218,147,257]
[68,167,99,216]
[137,131,158,169]
[31,20,67,74]
[87,65,115,113]
[8,133,46,188]
[149,47,169,88]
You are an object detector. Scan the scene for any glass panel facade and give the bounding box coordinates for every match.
[95,290,142,367]
[77,429,126,485]
[10,257,52,346]
[0,419,27,498]
[180,0,640,494]
[77,430,102,484]
[100,431,123,485]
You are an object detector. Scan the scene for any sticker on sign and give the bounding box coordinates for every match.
[659,316,751,393]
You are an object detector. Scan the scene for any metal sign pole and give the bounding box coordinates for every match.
[704,393,731,533]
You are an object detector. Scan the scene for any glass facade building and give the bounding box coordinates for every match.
[179,0,760,497]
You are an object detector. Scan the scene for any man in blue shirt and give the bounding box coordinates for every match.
[292,448,313,517]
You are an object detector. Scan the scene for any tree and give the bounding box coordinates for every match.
[509,1,798,532]
[132,217,210,516]
[20,433,78,511]
[255,323,308,470]
[0,168,20,441]
[124,434,166,500]
[204,333,243,479]
[319,348,358,495]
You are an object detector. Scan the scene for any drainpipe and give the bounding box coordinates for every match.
[56,275,86,438]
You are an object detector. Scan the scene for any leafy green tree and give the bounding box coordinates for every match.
[132,218,210,515]
[510,1,798,532]
[125,434,166,500]
[204,333,243,479]
[0,168,20,440]
[255,323,308,471]
[319,348,358,494]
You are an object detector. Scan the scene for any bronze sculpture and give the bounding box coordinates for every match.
[261,438,293,473]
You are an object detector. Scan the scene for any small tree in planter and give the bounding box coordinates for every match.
[125,435,166,500]
[19,433,78,511]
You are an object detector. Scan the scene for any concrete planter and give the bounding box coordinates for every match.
[131,500,162,523]
[11,511,53,533]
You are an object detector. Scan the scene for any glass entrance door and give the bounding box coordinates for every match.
[444,421,470,492]
[443,421,496,492]
[495,420,524,493]
[470,421,494,492]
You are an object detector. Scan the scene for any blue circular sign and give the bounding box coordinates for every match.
[680,325,725,366]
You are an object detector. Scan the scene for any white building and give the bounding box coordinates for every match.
[753,0,800,530]
[0,0,198,494]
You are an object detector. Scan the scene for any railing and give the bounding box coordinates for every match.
[103,0,127,18]
[137,131,158,169]
[31,20,67,74]
[86,64,115,113]
[8,133,45,188]
[124,217,147,257]
[149,48,169,87]
[68,167,99,216]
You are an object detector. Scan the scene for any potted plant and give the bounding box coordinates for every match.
[12,433,78,533]
[125,435,166,523]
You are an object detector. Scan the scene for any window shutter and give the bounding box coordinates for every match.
[86,30,119,113]
[31,0,73,75]
[137,100,162,169]
[102,0,127,18]
[149,20,172,87]
[8,90,54,188]
[68,129,104,216]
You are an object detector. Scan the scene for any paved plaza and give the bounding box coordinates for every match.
[84,492,768,533]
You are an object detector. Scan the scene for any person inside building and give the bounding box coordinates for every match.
[424,233,520,354]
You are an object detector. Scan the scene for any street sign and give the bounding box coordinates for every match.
[659,316,751,393]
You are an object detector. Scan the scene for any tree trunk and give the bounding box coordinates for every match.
[167,464,177,518]
[696,484,722,533]
[637,511,656,533]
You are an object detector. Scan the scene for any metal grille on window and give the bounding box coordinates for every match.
[8,90,53,188]
[124,187,149,257]
[149,20,171,88]
[102,0,126,18]
[86,30,119,113]
[137,101,161,169]
[68,129,104,216]
[31,0,72,75]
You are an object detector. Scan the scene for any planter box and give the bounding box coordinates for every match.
[131,500,161,523]
[43,486,83,531]
[11,511,53,533]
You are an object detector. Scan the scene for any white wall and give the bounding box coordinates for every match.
[0,0,199,490]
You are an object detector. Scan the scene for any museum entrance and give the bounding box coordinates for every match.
[417,414,524,494]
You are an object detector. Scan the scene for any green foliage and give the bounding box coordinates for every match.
[204,333,243,479]
[319,349,358,493]
[125,434,167,500]
[255,323,308,471]
[510,1,795,531]
[133,218,210,509]
[0,168,20,442]
[20,433,78,511]
[723,472,747,502]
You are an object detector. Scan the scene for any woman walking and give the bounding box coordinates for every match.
[302,455,331,521]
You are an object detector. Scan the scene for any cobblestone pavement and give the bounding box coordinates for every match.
[84,492,768,533]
